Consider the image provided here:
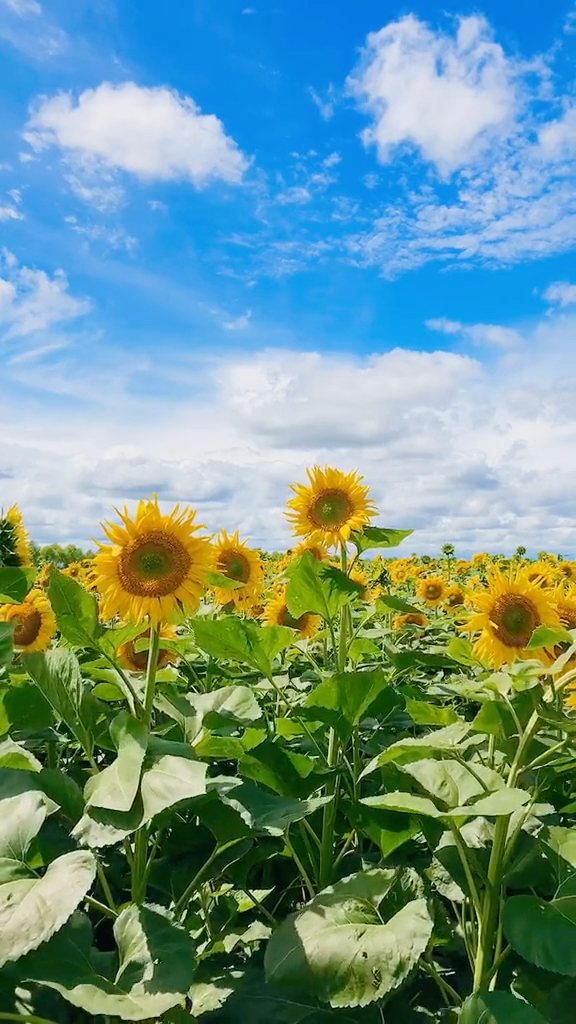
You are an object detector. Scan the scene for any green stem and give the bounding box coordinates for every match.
[85,894,117,920]
[143,624,161,727]
[0,1016,61,1024]
[131,826,149,904]
[318,727,340,889]
[96,859,117,912]
[420,958,462,1007]
[473,709,542,992]
[285,832,316,899]
[174,839,245,918]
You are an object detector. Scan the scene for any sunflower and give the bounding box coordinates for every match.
[393,612,428,630]
[558,561,576,582]
[417,577,446,607]
[525,559,558,586]
[285,465,377,548]
[444,584,466,611]
[471,553,489,567]
[0,589,57,653]
[263,588,321,639]
[462,567,560,669]
[555,590,576,631]
[93,497,212,626]
[212,530,264,609]
[62,561,83,580]
[118,626,179,673]
[0,504,32,568]
[292,539,331,563]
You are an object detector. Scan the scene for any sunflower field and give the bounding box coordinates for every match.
[1,467,576,1024]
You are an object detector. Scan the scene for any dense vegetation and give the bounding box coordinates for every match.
[0,471,575,1023]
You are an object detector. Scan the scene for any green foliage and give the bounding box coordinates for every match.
[1,530,576,1023]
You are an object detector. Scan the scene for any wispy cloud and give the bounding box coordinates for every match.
[308,85,336,121]
[0,249,91,347]
[427,317,524,348]
[543,280,576,307]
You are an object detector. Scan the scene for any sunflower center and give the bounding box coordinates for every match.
[447,591,464,607]
[491,594,540,648]
[119,531,191,597]
[12,609,42,647]
[425,583,443,600]
[278,606,307,631]
[218,550,251,583]
[310,489,353,529]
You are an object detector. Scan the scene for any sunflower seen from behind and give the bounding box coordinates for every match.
[263,587,321,639]
[462,567,560,669]
[212,530,264,609]
[94,497,212,626]
[285,465,377,549]
[0,589,56,654]
[0,504,32,568]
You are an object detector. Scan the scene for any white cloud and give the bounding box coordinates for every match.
[24,81,249,191]
[0,204,23,221]
[309,85,336,121]
[427,318,524,348]
[5,300,576,554]
[0,0,41,16]
[276,186,312,205]
[539,106,576,156]
[222,311,252,331]
[543,280,576,307]
[348,14,517,175]
[0,250,90,344]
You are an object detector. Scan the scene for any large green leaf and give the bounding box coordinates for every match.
[460,992,547,1023]
[23,904,197,1021]
[362,786,529,820]
[404,699,461,727]
[399,758,505,809]
[350,527,413,554]
[0,849,96,967]
[504,893,576,975]
[265,869,433,1008]
[47,569,99,647]
[0,567,35,604]
[158,684,263,746]
[140,739,207,821]
[360,723,473,778]
[286,552,362,621]
[0,789,47,862]
[85,711,148,813]
[0,622,13,670]
[0,736,42,772]
[305,669,399,741]
[72,799,144,848]
[192,617,294,676]
[218,779,331,836]
[24,648,99,756]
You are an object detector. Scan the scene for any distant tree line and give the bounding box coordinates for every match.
[30,542,95,568]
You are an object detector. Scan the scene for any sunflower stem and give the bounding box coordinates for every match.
[143,624,161,727]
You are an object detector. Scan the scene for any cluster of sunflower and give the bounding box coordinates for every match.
[2,471,576,708]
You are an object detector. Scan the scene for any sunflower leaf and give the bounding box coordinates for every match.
[22,904,197,1020]
[528,625,573,649]
[47,569,100,648]
[286,552,362,621]
[350,527,413,554]
[0,567,36,604]
[192,617,293,676]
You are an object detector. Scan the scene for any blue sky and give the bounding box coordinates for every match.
[1,0,576,555]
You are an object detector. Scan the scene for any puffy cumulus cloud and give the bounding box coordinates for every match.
[3,288,576,554]
[0,249,90,346]
[216,348,480,446]
[347,14,517,176]
[23,82,249,195]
